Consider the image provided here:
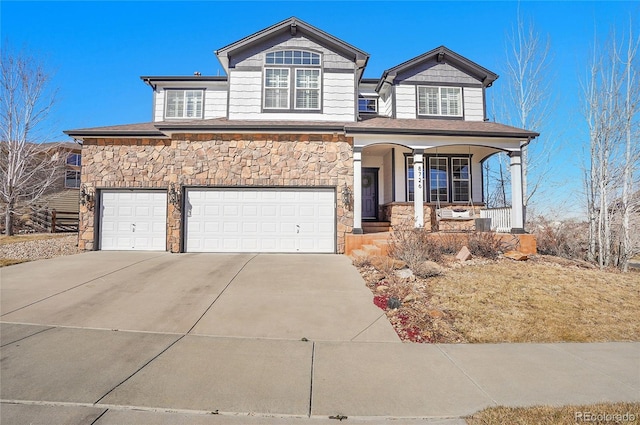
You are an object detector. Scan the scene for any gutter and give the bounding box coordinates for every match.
[345,126,539,139]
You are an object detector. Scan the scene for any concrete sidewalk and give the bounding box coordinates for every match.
[1,323,638,424]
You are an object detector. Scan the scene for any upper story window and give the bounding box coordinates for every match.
[66,153,81,167]
[264,50,321,112]
[65,153,81,189]
[266,50,320,65]
[165,89,203,119]
[358,97,378,113]
[417,86,462,117]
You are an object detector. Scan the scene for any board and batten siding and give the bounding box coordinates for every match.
[463,87,484,122]
[228,71,355,121]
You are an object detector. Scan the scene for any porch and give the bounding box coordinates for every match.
[350,140,526,235]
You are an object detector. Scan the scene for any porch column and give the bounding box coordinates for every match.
[509,151,525,233]
[353,148,363,234]
[413,149,424,228]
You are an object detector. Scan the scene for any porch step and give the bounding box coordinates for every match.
[362,221,391,233]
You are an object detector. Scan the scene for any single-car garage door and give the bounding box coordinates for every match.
[100,190,167,251]
[185,188,335,253]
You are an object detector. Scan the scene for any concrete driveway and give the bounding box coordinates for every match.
[0,251,398,341]
[2,252,638,424]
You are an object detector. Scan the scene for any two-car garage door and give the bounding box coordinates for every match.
[185,188,335,253]
[99,188,336,253]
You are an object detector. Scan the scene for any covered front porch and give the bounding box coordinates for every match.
[350,138,526,235]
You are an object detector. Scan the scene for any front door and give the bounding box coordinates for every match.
[362,168,378,220]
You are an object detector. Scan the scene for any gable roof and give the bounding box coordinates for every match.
[376,46,499,91]
[215,16,369,79]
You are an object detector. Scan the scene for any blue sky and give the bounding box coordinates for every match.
[2,1,639,218]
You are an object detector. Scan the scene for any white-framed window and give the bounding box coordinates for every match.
[417,86,462,117]
[295,69,320,109]
[451,157,470,202]
[429,157,448,202]
[65,170,81,188]
[264,68,290,109]
[358,97,378,113]
[266,50,321,65]
[165,89,204,119]
[406,155,471,203]
[65,153,81,189]
[66,153,81,167]
[263,50,322,111]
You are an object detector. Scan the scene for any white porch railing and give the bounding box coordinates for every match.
[480,207,512,233]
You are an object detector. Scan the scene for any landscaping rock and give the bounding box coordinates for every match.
[456,246,472,262]
[395,268,415,279]
[370,255,407,272]
[413,260,444,278]
[403,293,419,303]
[504,251,528,261]
[387,296,401,309]
[428,309,445,319]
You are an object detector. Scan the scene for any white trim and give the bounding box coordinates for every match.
[428,156,448,203]
[417,86,463,117]
[164,89,204,119]
[353,150,362,231]
[413,152,424,228]
[294,68,321,110]
[263,68,290,110]
[451,157,470,202]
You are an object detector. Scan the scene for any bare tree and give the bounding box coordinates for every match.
[619,24,640,272]
[582,24,639,270]
[0,45,63,235]
[485,11,553,216]
[502,11,553,209]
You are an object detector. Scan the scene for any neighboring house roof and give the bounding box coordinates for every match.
[215,16,370,80]
[66,118,538,140]
[376,46,499,92]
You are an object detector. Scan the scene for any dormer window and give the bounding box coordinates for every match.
[263,50,321,112]
[165,89,204,119]
[417,86,462,117]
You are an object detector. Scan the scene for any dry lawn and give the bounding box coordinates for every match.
[0,233,69,246]
[360,254,640,343]
[429,257,640,343]
[466,402,639,425]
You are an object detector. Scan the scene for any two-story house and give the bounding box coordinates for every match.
[65,17,538,253]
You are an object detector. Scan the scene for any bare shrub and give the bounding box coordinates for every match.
[467,232,507,260]
[389,227,443,269]
[530,216,589,261]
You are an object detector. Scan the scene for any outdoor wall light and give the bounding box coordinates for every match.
[168,183,181,208]
[341,183,352,211]
[79,184,94,210]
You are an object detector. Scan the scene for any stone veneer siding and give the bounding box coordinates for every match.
[79,133,354,253]
[382,203,482,231]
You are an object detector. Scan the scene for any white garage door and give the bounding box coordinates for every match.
[185,188,335,253]
[100,190,167,251]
